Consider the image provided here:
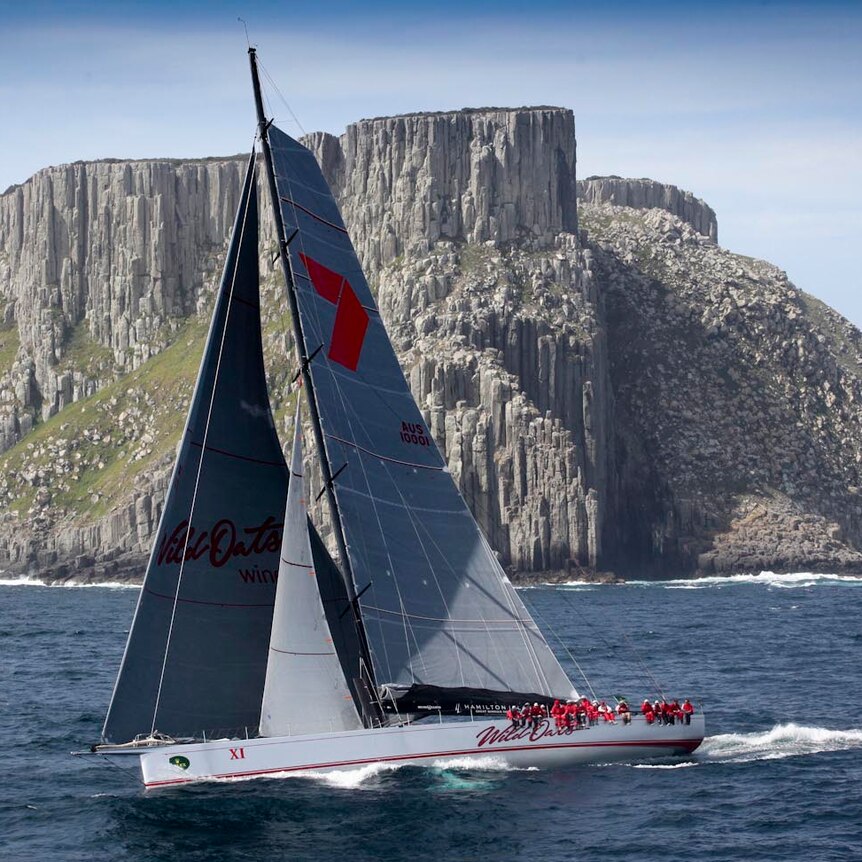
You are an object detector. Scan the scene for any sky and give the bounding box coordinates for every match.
[1,0,860,324]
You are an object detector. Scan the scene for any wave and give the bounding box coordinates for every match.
[279,760,407,789]
[430,755,537,772]
[518,582,597,591]
[698,723,862,763]
[0,577,140,589]
[627,571,862,590]
[217,755,537,790]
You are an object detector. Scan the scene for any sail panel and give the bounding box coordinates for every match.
[260,410,362,737]
[103,157,288,743]
[269,127,574,700]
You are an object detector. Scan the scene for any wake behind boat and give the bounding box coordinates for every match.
[80,48,704,788]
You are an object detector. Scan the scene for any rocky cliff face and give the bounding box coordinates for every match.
[577,176,717,241]
[0,157,250,454]
[581,203,862,575]
[1,106,861,582]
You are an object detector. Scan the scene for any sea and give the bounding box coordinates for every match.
[1,571,861,862]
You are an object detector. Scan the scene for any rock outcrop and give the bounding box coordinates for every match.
[578,176,717,241]
[331,108,578,274]
[581,203,862,575]
[1,106,861,583]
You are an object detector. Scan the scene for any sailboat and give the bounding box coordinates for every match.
[82,49,704,788]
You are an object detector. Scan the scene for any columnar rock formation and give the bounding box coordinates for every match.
[1,106,861,582]
[333,109,578,272]
[0,158,249,451]
[578,176,718,241]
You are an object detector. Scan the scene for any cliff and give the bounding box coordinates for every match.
[577,176,717,241]
[1,107,860,582]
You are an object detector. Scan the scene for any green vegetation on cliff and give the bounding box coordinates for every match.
[0,317,207,521]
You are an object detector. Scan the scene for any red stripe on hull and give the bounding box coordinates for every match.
[145,736,703,788]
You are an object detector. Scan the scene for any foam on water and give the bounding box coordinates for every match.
[0,577,139,589]
[627,571,862,590]
[430,755,538,772]
[208,755,536,791]
[285,760,408,789]
[698,723,862,763]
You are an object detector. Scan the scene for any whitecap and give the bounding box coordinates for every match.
[0,577,139,589]
[627,572,862,590]
[430,755,538,772]
[698,723,862,763]
[285,761,407,788]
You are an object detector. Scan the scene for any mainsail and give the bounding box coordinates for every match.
[103,157,288,743]
[265,126,575,701]
[260,407,362,737]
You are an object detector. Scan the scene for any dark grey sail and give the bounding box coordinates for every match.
[103,156,288,743]
[267,127,575,700]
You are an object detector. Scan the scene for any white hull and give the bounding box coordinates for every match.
[98,714,705,788]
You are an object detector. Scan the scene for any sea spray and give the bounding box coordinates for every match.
[698,723,862,763]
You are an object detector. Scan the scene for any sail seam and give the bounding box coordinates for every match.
[188,440,285,467]
[295,272,379,314]
[325,432,445,471]
[280,557,313,569]
[279,194,349,234]
[362,605,538,625]
[143,586,274,608]
[269,647,337,656]
[231,295,260,311]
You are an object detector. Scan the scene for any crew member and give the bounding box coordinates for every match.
[617,699,632,725]
[640,699,653,721]
[599,700,616,723]
[531,702,544,728]
[507,705,520,729]
[575,699,587,728]
[551,699,565,729]
[681,698,694,725]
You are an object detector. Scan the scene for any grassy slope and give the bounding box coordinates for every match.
[0,317,207,521]
[0,256,304,533]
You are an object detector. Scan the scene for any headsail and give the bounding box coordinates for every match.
[265,126,575,700]
[260,406,362,737]
[103,156,288,743]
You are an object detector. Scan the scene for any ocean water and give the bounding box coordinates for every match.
[1,572,861,862]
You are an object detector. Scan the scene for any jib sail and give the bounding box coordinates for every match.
[260,408,362,737]
[103,157,288,743]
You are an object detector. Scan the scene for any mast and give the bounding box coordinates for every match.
[248,48,382,727]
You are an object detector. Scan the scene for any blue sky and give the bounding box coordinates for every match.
[1,1,860,324]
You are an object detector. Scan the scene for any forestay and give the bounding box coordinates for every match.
[268,127,575,700]
[260,407,362,737]
[103,157,288,743]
